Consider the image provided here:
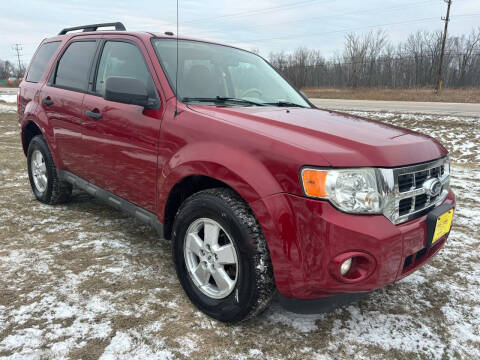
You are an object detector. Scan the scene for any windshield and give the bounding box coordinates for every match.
[152,38,310,107]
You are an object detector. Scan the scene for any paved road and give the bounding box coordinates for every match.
[310,98,480,117]
[0,88,18,95]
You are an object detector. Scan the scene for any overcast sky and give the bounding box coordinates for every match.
[1,0,479,65]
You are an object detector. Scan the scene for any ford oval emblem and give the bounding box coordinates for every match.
[423,178,443,197]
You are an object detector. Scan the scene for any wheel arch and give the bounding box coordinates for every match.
[21,112,63,169]
[22,120,43,155]
[158,143,283,240]
[162,174,243,240]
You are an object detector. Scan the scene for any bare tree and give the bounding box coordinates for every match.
[270,27,480,89]
[455,28,480,86]
[343,30,388,87]
[0,60,16,79]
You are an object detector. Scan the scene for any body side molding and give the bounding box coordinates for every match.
[58,170,164,235]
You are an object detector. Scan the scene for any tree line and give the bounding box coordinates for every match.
[0,59,23,79]
[269,28,480,89]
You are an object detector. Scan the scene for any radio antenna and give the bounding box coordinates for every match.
[174,0,179,116]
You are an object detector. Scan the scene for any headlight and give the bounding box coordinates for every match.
[444,155,450,177]
[301,168,383,214]
[301,157,450,221]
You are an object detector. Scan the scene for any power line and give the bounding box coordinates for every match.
[182,0,475,26]
[182,0,477,39]
[242,13,480,43]
[187,0,437,37]
[182,0,321,25]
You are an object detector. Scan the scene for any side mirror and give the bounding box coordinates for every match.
[104,76,160,109]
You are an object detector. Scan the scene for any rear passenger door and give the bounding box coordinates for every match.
[40,39,98,179]
[81,37,163,212]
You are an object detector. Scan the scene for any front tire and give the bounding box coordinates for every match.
[172,188,275,322]
[27,135,72,204]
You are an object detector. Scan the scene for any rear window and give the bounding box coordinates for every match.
[26,41,61,83]
[53,41,97,91]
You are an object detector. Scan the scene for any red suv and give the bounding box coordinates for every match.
[18,23,455,322]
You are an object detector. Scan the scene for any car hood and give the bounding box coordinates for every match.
[187,105,447,167]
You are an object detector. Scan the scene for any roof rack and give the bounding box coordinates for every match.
[58,22,126,35]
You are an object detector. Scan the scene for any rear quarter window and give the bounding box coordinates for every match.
[26,41,61,83]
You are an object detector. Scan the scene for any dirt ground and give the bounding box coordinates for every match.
[0,104,479,359]
[303,87,480,104]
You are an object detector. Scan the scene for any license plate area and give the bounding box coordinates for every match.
[426,203,454,248]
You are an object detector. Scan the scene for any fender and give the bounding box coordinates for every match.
[157,141,283,221]
[19,96,42,153]
[21,101,65,169]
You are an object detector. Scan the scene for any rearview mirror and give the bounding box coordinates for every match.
[104,77,160,109]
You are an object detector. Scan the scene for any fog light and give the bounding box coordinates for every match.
[340,258,352,276]
[329,251,376,283]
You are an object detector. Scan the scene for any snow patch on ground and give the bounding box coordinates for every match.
[0,94,17,103]
[0,104,16,113]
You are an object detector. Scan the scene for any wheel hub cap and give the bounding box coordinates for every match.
[31,150,47,193]
[184,218,238,299]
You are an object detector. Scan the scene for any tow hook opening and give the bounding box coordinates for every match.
[329,251,376,283]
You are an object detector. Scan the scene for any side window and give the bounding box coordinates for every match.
[95,41,153,95]
[26,41,61,83]
[54,41,97,91]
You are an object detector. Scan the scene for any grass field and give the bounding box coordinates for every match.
[303,87,480,103]
[0,103,479,359]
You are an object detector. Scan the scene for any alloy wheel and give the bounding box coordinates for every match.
[31,149,47,193]
[184,218,239,299]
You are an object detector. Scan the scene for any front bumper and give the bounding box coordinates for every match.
[250,189,455,300]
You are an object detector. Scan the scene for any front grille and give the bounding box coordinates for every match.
[398,173,413,192]
[391,157,450,224]
[414,170,429,188]
[399,198,412,216]
[414,194,427,210]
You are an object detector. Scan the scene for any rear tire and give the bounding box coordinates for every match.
[172,188,275,322]
[27,135,72,204]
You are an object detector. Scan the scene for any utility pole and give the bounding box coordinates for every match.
[434,0,452,93]
[11,43,23,76]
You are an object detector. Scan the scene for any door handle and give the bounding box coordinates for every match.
[42,97,53,106]
[86,109,102,120]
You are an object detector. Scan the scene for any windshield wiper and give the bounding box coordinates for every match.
[262,101,307,108]
[182,96,266,106]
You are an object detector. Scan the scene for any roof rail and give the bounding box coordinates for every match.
[58,22,126,35]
